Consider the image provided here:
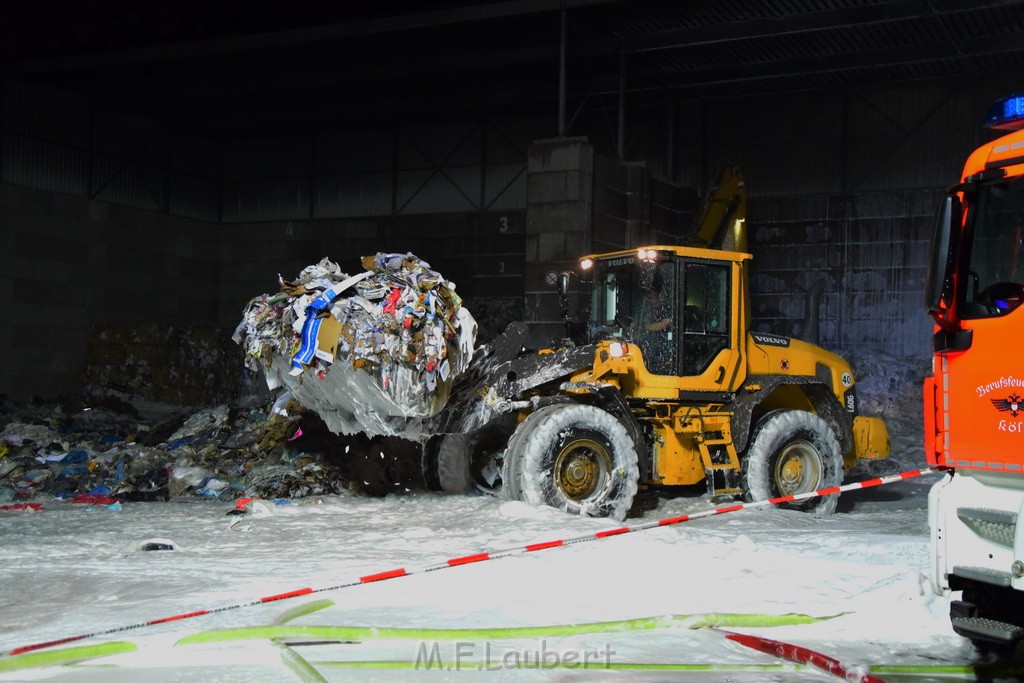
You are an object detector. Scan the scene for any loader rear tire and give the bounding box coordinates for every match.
[742,409,842,516]
[504,404,639,521]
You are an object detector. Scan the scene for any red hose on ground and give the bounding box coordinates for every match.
[724,631,886,683]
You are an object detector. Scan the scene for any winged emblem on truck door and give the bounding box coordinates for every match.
[991,393,1023,417]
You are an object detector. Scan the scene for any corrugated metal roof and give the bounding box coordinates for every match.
[2,1,1023,136]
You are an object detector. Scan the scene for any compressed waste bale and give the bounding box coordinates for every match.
[233,253,477,440]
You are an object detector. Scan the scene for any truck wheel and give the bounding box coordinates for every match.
[505,404,639,521]
[437,425,510,496]
[742,410,842,516]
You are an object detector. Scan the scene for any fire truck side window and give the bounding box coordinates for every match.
[964,180,1024,318]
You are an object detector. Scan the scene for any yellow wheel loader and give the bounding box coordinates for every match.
[424,167,888,520]
[426,243,889,521]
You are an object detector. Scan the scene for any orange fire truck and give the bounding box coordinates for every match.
[927,94,1024,651]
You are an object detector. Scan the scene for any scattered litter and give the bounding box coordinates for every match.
[139,538,178,551]
[0,502,43,512]
[167,405,230,445]
[69,493,124,506]
[248,500,274,518]
[0,391,428,509]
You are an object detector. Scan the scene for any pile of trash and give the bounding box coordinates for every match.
[234,253,477,440]
[0,392,427,508]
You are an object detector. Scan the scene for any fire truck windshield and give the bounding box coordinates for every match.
[962,178,1024,318]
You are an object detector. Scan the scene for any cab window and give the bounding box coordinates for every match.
[681,263,730,375]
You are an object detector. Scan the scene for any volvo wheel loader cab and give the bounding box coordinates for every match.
[430,241,890,521]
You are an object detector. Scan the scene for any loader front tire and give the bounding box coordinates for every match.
[504,404,639,521]
[437,424,511,495]
[742,409,842,516]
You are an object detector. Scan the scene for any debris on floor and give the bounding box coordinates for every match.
[0,389,427,509]
[233,253,477,440]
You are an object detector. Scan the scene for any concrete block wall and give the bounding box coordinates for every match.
[593,158,651,252]
[85,324,237,405]
[649,177,700,245]
[524,138,594,346]
[0,182,219,398]
[593,154,700,251]
[748,189,938,359]
[524,139,704,347]
[216,218,387,329]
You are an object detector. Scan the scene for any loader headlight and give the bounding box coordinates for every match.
[580,258,594,270]
[637,248,658,262]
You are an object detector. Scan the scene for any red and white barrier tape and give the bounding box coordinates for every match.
[3,466,945,657]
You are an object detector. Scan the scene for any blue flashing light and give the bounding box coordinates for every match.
[984,94,1024,131]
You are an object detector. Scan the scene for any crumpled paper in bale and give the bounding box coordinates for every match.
[233,253,477,439]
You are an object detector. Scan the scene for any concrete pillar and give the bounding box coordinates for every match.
[524,137,594,347]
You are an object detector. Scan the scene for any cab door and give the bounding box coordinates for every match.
[675,258,745,393]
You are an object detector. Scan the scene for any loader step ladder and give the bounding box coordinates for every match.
[678,412,741,496]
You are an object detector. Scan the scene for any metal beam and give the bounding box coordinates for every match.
[619,0,1015,53]
[11,2,1020,139]
[3,0,625,76]
[588,40,1009,95]
[47,41,566,109]
[15,3,1020,111]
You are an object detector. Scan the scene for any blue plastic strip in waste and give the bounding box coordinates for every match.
[290,271,373,372]
[292,314,325,370]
